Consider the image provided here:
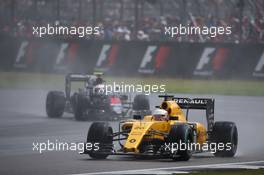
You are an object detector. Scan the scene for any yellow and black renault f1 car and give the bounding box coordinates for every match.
[84,95,238,161]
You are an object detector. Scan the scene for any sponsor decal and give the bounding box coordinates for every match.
[194,47,229,76]
[54,43,69,70]
[134,126,145,130]
[131,132,142,135]
[138,46,170,74]
[14,41,31,68]
[253,51,264,77]
[174,98,207,105]
[129,139,136,143]
[95,44,119,71]
[54,43,78,71]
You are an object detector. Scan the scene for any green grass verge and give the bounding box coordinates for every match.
[0,71,263,96]
[187,169,264,175]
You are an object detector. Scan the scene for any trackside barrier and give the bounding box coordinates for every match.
[0,36,264,79]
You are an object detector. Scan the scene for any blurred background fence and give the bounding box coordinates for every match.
[0,0,264,43]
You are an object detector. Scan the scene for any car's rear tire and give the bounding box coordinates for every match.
[132,94,150,111]
[211,121,238,157]
[46,91,65,118]
[86,122,113,159]
[73,94,88,121]
[166,124,193,161]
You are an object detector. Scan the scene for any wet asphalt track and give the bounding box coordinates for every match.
[0,89,264,175]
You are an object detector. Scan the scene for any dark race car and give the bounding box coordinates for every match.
[46,73,150,121]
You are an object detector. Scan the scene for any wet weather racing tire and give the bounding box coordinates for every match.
[212,121,238,157]
[166,124,193,161]
[132,94,150,111]
[46,91,65,118]
[72,94,88,121]
[86,122,113,159]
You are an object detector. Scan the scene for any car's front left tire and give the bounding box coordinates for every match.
[86,122,113,159]
[46,91,65,118]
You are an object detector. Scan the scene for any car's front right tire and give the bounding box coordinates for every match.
[166,123,193,161]
[211,121,238,157]
[72,93,88,121]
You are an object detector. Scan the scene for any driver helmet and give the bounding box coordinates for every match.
[152,108,168,121]
[93,84,105,95]
[94,76,103,85]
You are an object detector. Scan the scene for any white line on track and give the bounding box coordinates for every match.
[70,160,264,175]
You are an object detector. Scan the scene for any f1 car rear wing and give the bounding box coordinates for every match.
[159,95,215,132]
[65,74,95,100]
